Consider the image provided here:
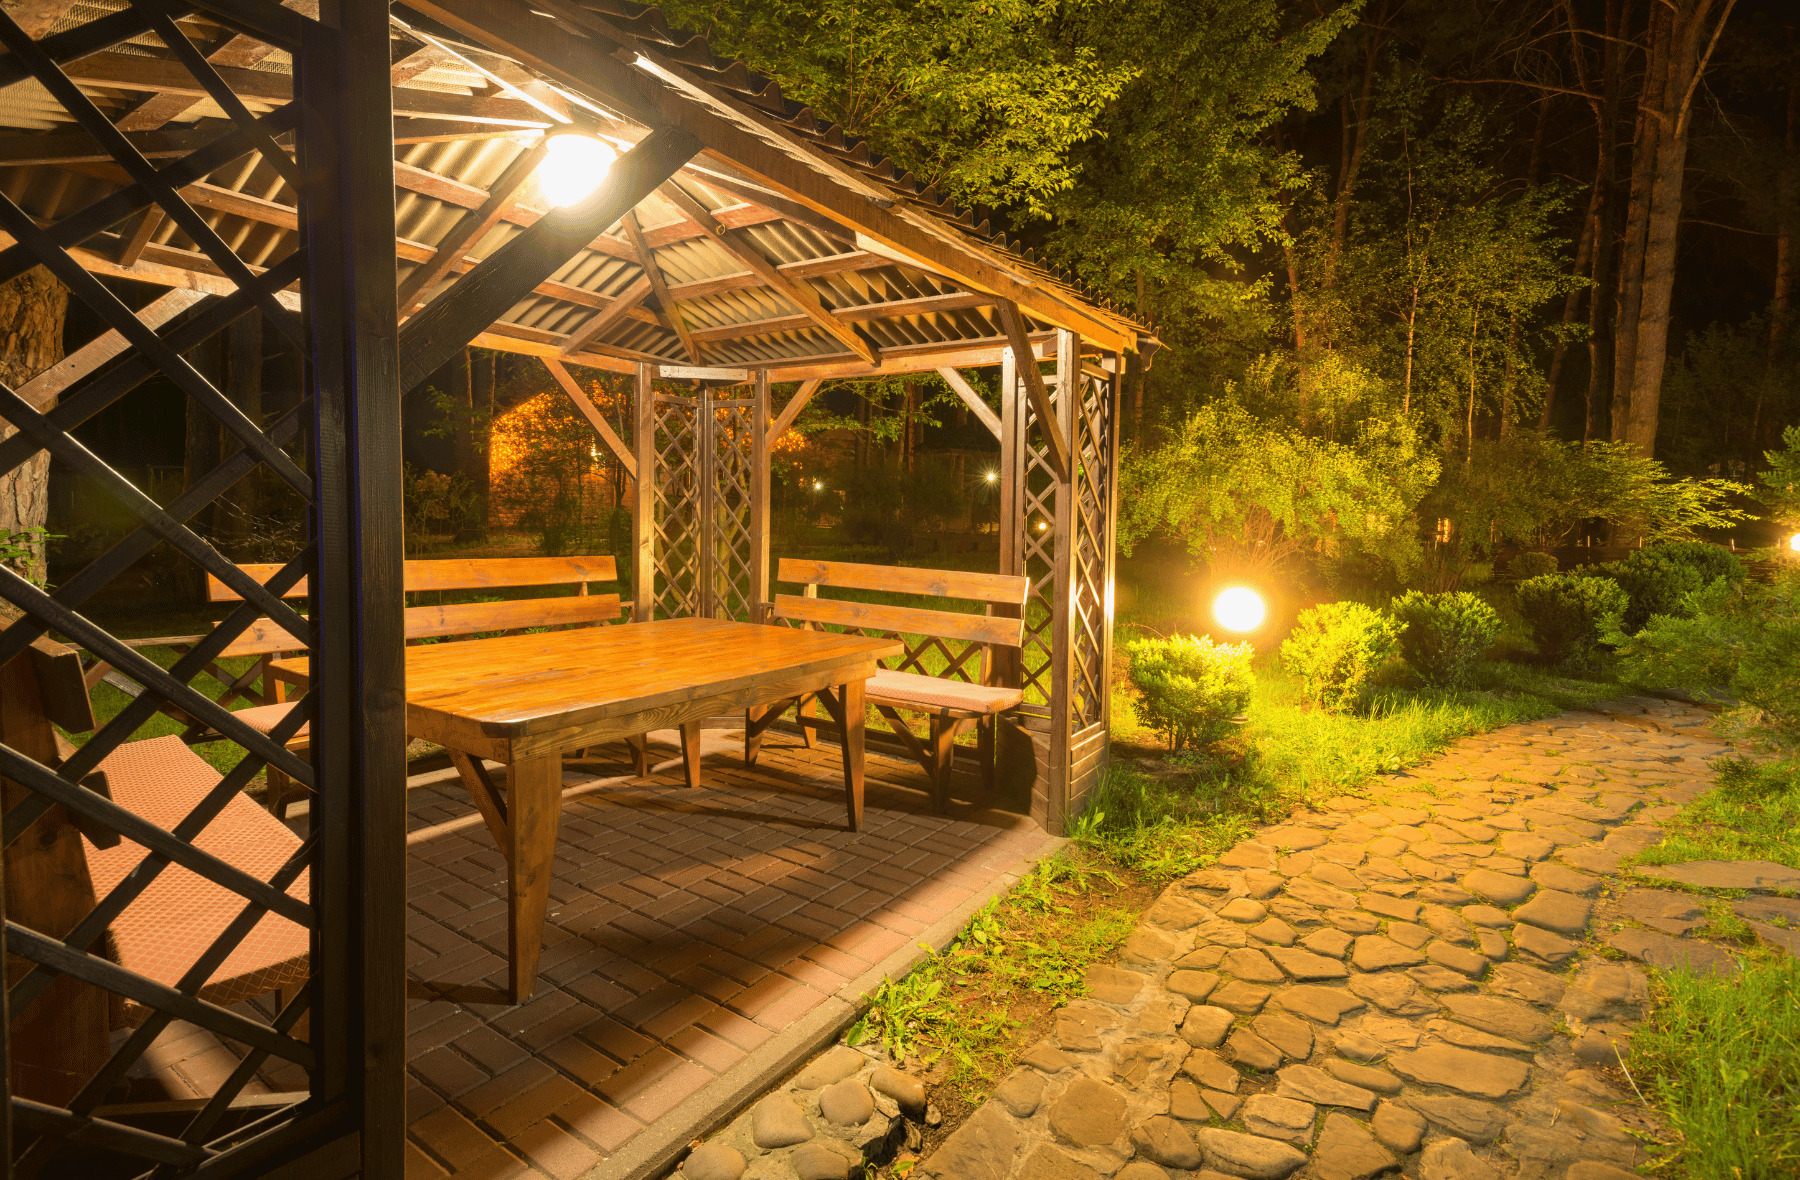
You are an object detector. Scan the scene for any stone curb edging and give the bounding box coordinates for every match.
[581,831,1066,1180]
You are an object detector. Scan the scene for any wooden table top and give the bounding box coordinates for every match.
[272,617,900,740]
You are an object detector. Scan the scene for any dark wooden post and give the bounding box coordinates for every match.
[296,2,406,1172]
[1044,329,1080,835]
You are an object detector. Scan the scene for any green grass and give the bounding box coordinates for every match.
[1629,756,1800,871]
[1627,952,1800,1179]
[65,642,271,779]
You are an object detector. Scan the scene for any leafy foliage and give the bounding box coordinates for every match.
[1506,551,1558,580]
[1759,424,1800,528]
[1123,634,1254,751]
[1515,573,1628,670]
[1609,570,1800,753]
[1389,590,1502,688]
[1280,601,1406,712]
[1118,403,1438,583]
[1583,551,1706,636]
[1651,541,1747,587]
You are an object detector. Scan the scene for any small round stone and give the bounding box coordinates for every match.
[751,1093,813,1149]
[790,1142,851,1180]
[681,1142,745,1180]
[1219,897,1269,923]
[818,1079,873,1126]
[871,1066,925,1116]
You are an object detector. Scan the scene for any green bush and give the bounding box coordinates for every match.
[1584,551,1704,635]
[1124,634,1254,751]
[1651,540,1746,587]
[1506,551,1558,580]
[1390,590,1503,688]
[1280,601,1405,712]
[1517,573,1629,669]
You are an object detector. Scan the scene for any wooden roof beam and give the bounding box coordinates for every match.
[398,125,701,393]
[936,367,1001,440]
[996,301,1069,481]
[560,274,653,355]
[397,142,548,314]
[619,210,699,362]
[688,291,990,344]
[657,181,875,365]
[542,357,636,478]
[769,378,822,439]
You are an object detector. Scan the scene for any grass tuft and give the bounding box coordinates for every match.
[1630,756,1800,871]
[1627,952,1800,1179]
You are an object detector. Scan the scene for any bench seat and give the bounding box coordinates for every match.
[232,702,307,740]
[83,736,310,1024]
[866,669,1022,716]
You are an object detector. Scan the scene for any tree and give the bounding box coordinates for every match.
[0,267,68,586]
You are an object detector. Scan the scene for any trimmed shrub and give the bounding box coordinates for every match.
[1507,551,1558,581]
[1390,590,1503,688]
[1281,601,1405,712]
[1517,573,1629,669]
[1124,634,1254,751]
[1652,540,1746,587]
[1585,551,1705,635]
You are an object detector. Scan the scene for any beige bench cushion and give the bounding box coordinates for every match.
[865,669,1022,715]
[233,702,308,743]
[83,735,310,1021]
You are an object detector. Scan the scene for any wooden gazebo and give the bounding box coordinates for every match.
[0,1,1150,1175]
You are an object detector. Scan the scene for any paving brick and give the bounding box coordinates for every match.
[458,1059,557,1118]
[410,1047,490,1100]
[509,1117,604,1180]
[594,1045,714,1124]
[404,1140,451,1180]
[486,1074,587,1140]
[410,1105,497,1170]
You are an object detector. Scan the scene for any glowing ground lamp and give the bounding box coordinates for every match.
[1213,586,1266,633]
[1789,531,1800,554]
[537,131,618,208]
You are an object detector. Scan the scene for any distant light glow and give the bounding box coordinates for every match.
[1036,520,1048,531]
[1213,587,1266,633]
[537,132,617,207]
[813,480,823,491]
[1789,532,1800,553]
[984,471,998,483]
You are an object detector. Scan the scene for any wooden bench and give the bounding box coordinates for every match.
[751,559,1029,811]
[1,638,310,1105]
[202,556,629,815]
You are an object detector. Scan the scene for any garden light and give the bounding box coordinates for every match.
[813,479,823,491]
[1213,586,1266,633]
[985,471,998,483]
[537,132,617,207]
[1036,520,1048,531]
[1790,532,1800,553]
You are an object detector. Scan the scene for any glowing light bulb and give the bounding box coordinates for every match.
[1789,532,1800,553]
[537,132,617,208]
[984,471,998,483]
[1036,520,1048,531]
[1213,587,1266,633]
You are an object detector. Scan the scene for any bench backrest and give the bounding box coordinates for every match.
[772,558,1028,683]
[206,556,623,656]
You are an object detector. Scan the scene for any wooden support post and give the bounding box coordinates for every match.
[1046,329,1080,836]
[997,301,1070,481]
[633,362,656,620]
[544,357,635,478]
[991,345,1024,692]
[751,369,771,620]
[936,366,1001,440]
[769,377,822,441]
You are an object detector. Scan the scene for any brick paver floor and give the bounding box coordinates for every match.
[385,729,1054,1180]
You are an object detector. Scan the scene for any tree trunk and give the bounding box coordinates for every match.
[1586,0,1623,443]
[0,268,68,585]
[1324,26,1381,293]
[1614,0,1734,457]
[1763,74,1798,449]
[1542,182,1599,431]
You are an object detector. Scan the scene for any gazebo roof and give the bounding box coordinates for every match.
[0,0,1151,384]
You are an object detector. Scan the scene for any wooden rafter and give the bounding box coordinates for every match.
[17,287,205,412]
[769,378,822,439]
[561,275,653,355]
[936,367,1001,440]
[389,44,455,86]
[397,142,548,313]
[60,54,554,127]
[7,0,80,38]
[657,181,875,364]
[113,206,162,267]
[116,2,318,132]
[996,301,1069,481]
[542,357,635,478]
[688,291,990,345]
[620,209,699,363]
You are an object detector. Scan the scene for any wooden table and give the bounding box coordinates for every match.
[276,617,899,1001]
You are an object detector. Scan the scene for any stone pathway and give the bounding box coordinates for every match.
[663,696,1800,1180]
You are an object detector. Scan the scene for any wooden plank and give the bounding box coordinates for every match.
[60,53,555,126]
[397,142,549,313]
[762,333,1052,382]
[542,358,636,479]
[8,0,80,37]
[560,274,652,355]
[16,287,205,412]
[688,291,991,345]
[389,44,455,87]
[446,750,508,849]
[397,125,702,395]
[769,378,822,440]
[773,594,1024,648]
[661,251,882,302]
[208,556,620,601]
[751,369,770,616]
[633,362,655,620]
[620,209,700,362]
[997,301,1069,481]
[657,182,875,364]
[27,636,94,735]
[936,366,1001,440]
[776,558,1028,605]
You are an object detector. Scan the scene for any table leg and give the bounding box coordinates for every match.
[505,756,562,1003]
[625,733,649,777]
[680,720,702,788]
[838,679,865,831]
